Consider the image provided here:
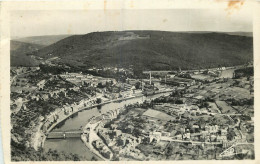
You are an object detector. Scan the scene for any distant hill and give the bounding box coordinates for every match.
[31,31,253,70]
[11,40,44,53]
[224,32,253,37]
[10,40,44,66]
[181,31,253,37]
[13,34,71,46]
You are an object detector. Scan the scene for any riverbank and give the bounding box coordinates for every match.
[42,90,173,160]
[36,89,173,149]
[79,90,174,161]
[80,107,123,161]
[81,134,107,161]
[44,89,172,134]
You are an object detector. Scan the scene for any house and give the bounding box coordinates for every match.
[31,95,40,101]
[127,78,139,85]
[233,129,242,141]
[183,132,191,140]
[21,104,27,111]
[194,95,204,101]
[221,129,228,136]
[37,80,46,89]
[216,135,227,142]
[161,131,171,137]
[114,130,122,136]
[205,135,210,142]
[201,131,209,139]
[210,134,217,142]
[149,131,162,143]
[12,88,22,93]
[41,94,49,101]
[70,86,80,91]
[192,125,200,129]
[205,125,219,134]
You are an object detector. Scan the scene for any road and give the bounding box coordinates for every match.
[161,136,222,145]
[219,142,254,157]
[82,121,109,160]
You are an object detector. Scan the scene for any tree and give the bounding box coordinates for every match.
[135,81,141,90]
[91,156,98,161]
[96,98,102,104]
[102,151,111,159]
[132,128,142,137]
[97,82,104,88]
[175,99,183,104]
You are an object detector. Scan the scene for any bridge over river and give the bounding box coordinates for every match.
[46,129,83,139]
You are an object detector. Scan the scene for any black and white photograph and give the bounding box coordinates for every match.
[1,0,259,162]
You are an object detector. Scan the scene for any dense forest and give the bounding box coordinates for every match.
[11,140,82,161]
[32,31,253,70]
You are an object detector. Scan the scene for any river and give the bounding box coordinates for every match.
[44,92,171,160]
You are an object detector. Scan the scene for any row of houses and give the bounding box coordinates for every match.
[161,77,196,87]
[60,72,117,87]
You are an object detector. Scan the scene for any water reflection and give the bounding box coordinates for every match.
[44,92,170,160]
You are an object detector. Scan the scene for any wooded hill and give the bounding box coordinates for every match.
[21,31,254,70]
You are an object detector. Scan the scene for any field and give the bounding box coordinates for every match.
[219,69,235,78]
[142,109,174,121]
[208,102,220,113]
[215,101,237,114]
[222,86,252,100]
[191,74,211,80]
[11,86,37,93]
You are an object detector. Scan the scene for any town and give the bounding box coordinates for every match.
[10,60,254,160]
[5,2,256,162]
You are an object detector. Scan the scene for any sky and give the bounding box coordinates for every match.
[10,8,253,38]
